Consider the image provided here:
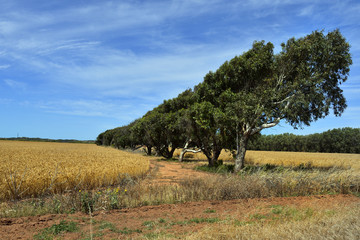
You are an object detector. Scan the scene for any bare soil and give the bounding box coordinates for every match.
[1,159,359,240]
[145,159,212,184]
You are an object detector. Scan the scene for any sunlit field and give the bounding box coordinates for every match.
[174,149,360,170]
[0,141,150,201]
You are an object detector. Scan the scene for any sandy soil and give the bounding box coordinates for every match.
[1,159,359,240]
[145,159,212,184]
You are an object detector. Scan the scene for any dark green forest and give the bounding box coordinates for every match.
[97,30,354,171]
[247,128,360,153]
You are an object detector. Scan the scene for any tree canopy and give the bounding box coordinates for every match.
[97,30,352,171]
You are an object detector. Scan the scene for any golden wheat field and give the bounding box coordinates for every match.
[0,140,150,201]
[175,149,360,170]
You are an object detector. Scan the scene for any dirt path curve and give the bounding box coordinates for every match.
[145,159,212,184]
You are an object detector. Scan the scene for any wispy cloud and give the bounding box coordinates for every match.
[0,0,359,139]
[297,5,314,16]
[342,106,360,120]
[0,65,10,69]
[3,79,26,90]
[37,98,147,123]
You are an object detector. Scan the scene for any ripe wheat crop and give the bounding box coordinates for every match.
[175,149,360,170]
[0,141,150,201]
[245,151,360,170]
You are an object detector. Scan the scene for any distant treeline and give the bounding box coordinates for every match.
[247,127,360,153]
[97,127,360,154]
[0,137,95,144]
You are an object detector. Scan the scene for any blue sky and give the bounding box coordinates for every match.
[0,0,359,140]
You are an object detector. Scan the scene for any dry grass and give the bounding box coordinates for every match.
[2,166,359,218]
[174,149,360,170]
[0,140,150,201]
[187,202,360,240]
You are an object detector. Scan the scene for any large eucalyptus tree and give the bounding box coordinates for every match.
[198,30,352,172]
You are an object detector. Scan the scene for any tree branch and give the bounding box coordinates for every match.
[276,73,286,87]
[250,118,280,135]
[273,90,299,105]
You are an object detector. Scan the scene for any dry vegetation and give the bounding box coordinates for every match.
[0,140,150,201]
[187,202,360,240]
[1,163,359,219]
[1,141,359,239]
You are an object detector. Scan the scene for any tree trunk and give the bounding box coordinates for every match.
[179,149,186,162]
[209,156,216,167]
[202,148,212,164]
[168,147,176,159]
[159,145,176,159]
[235,135,249,172]
[208,149,221,167]
[146,145,152,156]
[179,140,190,162]
[179,140,201,162]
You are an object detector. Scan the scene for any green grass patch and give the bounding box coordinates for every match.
[34,220,79,240]
[189,217,220,224]
[97,221,142,235]
[250,213,268,220]
[98,221,117,232]
[204,208,216,213]
[142,220,156,229]
[173,217,221,226]
[269,205,284,214]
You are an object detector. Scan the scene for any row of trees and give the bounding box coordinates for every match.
[97,126,360,156]
[97,30,352,172]
[247,128,360,153]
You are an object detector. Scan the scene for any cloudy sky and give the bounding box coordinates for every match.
[0,0,359,140]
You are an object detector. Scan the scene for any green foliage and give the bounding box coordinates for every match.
[79,191,97,214]
[248,127,360,153]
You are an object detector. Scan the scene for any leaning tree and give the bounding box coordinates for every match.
[198,30,352,172]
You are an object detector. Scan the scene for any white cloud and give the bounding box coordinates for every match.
[0,0,359,133]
